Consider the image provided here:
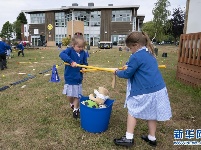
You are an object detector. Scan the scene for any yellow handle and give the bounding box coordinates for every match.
[158,65,166,68]
[81,69,98,72]
[64,63,166,73]
[79,64,166,70]
[64,63,115,72]
[77,64,115,72]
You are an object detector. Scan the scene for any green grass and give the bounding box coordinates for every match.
[0,46,200,150]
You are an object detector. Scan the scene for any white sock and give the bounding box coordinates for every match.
[73,108,79,112]
[148,134,156,141]
[126,132,134,139]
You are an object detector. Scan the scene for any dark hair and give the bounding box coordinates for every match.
[125,31,154,55]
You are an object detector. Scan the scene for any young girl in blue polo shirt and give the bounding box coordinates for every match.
[114,31,172,147]
[59,34,88,119]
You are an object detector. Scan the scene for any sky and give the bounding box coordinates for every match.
[0,0,186,31]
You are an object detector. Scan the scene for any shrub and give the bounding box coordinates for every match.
[62,37,71,46]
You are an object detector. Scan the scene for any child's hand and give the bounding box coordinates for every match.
[81,68,86,73]
[71,62,77,67]
[113,69,118,75]
[122,65,128,70]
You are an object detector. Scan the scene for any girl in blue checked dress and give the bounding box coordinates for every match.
[59,34,88,119]
[113,31,172,147]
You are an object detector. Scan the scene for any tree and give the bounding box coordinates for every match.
[141,21,156,40]
[0,21,13,41]
[17,12,27,24]
[13,12,28,40]
[152,0,171,42]
[13,20,22,40]
[170,7,185,43]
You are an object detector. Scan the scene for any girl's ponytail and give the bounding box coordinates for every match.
[142,31,155,56]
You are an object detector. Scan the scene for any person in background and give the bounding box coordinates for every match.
[17,41,25,57]
[58,42,62,50]
[6,41,12,59]
[22,41,27,47]
[0,38,8,70]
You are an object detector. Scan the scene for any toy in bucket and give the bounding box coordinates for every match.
[90,87,109,108]
[81,99,99,108]
[81,87,109,109]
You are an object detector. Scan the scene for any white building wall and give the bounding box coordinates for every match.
[84,26,100,46]
[55,27,67,44]
[55,27,67,35]
[24,24,29,37]
[84,26,100,36]
[186,0,201,33]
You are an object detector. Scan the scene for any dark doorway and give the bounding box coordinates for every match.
[90,37,93,46]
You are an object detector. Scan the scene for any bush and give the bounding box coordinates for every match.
[62,37,71,46]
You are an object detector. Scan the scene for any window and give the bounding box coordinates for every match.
[73,11,101,26]
[55,12,66,27]
[55,34,66,44]
[111,10,131,22]
[30,13,45,24]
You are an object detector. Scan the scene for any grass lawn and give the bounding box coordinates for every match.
[0,45,200,150]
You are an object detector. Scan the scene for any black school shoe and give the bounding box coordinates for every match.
[73,109,80,119]
[114,136,134,147]
[141,135,157,147]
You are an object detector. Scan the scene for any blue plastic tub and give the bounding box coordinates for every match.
[80,95,115,133]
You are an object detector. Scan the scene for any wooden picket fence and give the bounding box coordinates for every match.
[176,32,201,87]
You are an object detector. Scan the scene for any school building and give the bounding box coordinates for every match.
[22,3,145,46]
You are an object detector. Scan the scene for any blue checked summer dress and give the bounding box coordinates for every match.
[125,79,172,121]
[62,84,82,98]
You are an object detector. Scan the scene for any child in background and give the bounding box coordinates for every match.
[6,42,12,59]
[0,38,8,70]
[17,41,25,57]
[58,42,62,50]
[113,31,172,147]
[59,34,88,119]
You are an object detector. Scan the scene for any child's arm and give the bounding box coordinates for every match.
[116,55,139,79]
[59,48,74,64]
[83,50,88,66]
[4,43,8,52]
[5,43,8,50]
[16,44,20,50]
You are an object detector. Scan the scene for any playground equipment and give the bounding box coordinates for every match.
[176,0,201,87]
[50,65,60,82]
[64,63,166,88]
